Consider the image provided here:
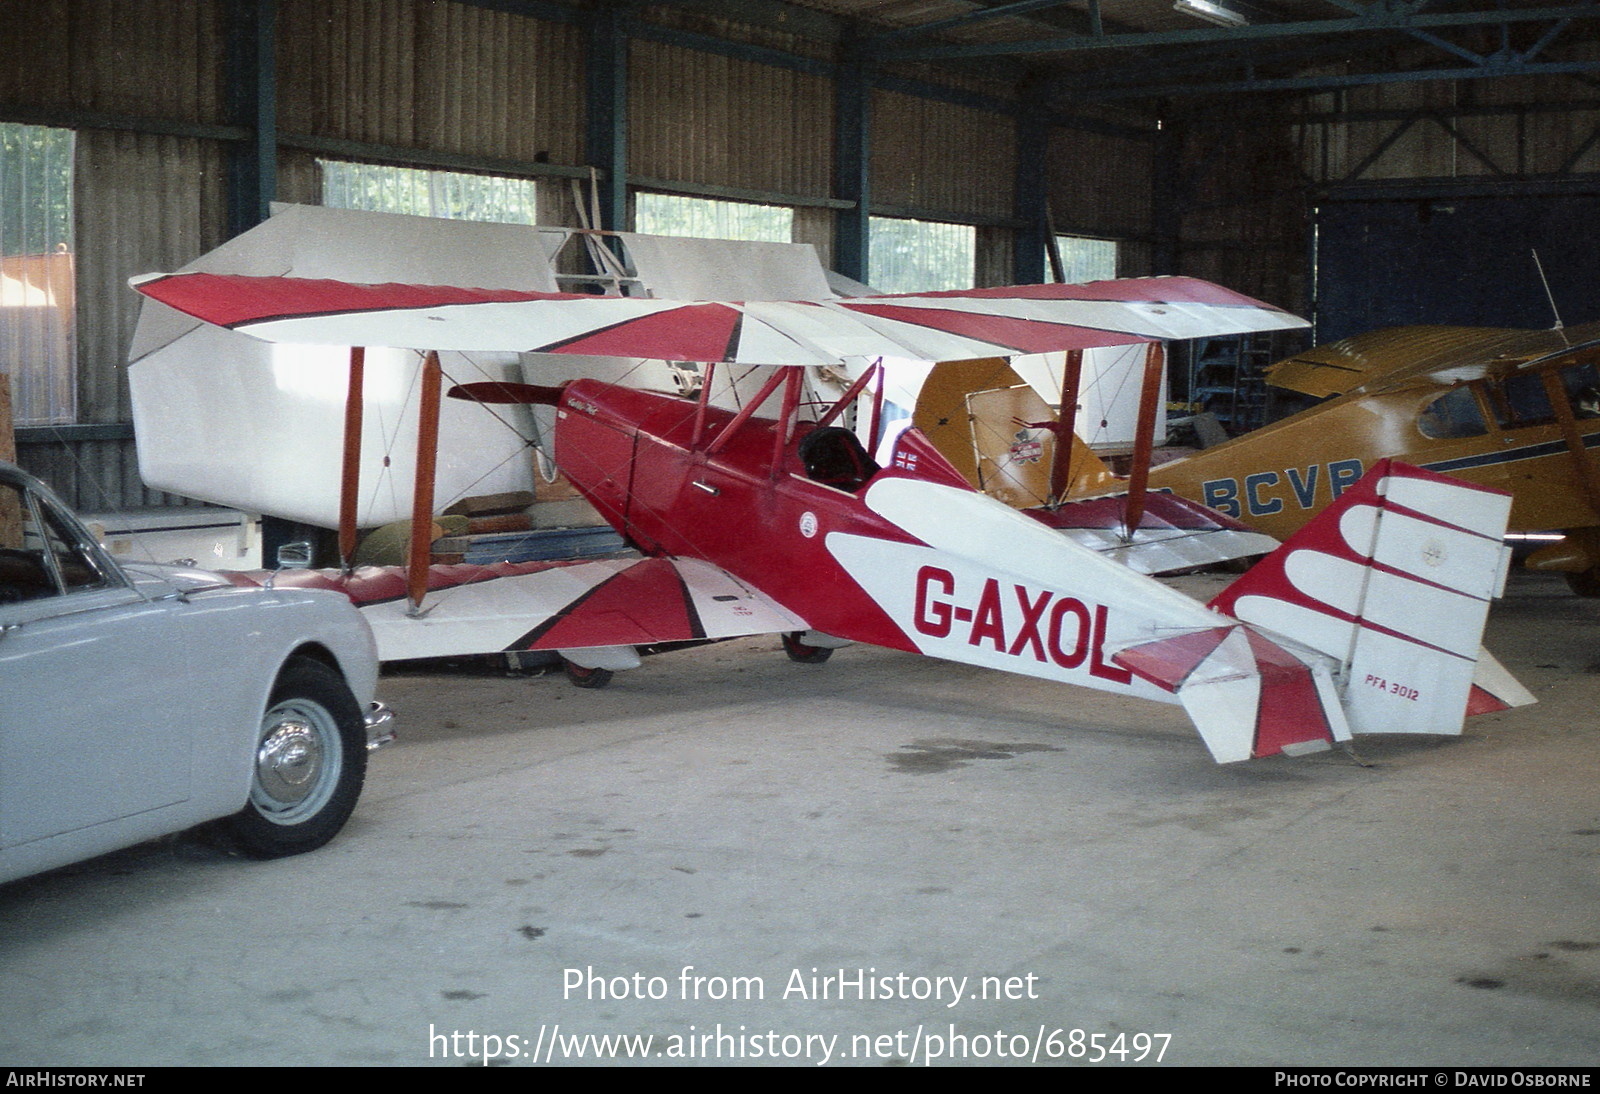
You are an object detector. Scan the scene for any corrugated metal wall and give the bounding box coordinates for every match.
[0,0,225,124]
[1,0,1166,509]
[77,131,229,425]
[1047,126,1155,276]
[1295,52,1600,185]
[277,0,585,165]
[1170,121,1309,313]
[871,90,1014,220]
[630,38,833,199]
[1203,57,1600,318]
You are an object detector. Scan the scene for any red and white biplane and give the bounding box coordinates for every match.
[130,270,1533,763]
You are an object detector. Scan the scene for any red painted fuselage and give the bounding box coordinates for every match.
[550,379,940,651]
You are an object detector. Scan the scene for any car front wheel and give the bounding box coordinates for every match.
[224,656,367,858]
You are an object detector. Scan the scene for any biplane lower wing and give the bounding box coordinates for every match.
[1025,491,1280,574]
[222,556,809,664]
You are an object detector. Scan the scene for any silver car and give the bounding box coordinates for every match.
[0,462,392,884]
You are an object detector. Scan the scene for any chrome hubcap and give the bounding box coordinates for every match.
[256,718,322,804]
[252,699,342,824]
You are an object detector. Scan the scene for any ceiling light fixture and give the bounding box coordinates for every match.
[1173,0,1251,27]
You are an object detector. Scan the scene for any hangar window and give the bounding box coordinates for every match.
[1417,386,1487,439]
[869,217,975,294]
[0,122,76,426]
[319,160,538,225]
[633,193,793,243]
[1051,235,1118,283]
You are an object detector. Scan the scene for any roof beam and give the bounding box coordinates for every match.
[865,1,1082,44]
[1073,55,1600,101]
[1316,0,1487,66]
[880,4,1600,61]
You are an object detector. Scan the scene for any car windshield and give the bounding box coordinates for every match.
[0,477,113,603]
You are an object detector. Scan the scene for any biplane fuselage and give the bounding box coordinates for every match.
[553,379,918,652]
[546,377,1174,698]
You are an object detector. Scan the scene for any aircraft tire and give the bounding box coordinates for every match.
[1565,567,1600,598]
[563,659,614,688]
[782,632,834,664]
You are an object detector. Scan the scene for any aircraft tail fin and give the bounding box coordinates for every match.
[1206,459,1528,738]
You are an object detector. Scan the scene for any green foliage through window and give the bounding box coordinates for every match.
[1052,235,1118,284]
[1,124,72,256]
[868,217,974,294]
[634,193,793,243]
[320,160,538,225]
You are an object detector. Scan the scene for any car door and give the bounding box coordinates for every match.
[0,473,196,849]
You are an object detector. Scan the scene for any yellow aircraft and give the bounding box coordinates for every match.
[1147,324,1600,595]
[919,326,1600,595]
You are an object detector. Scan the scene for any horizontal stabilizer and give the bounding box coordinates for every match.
[1469,647,1536,714]
[1115,624,1347,763]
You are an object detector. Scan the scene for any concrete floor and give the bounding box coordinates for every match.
[1,572,1596,1067]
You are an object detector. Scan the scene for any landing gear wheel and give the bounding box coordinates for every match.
[782,631,833,664]
[1566,566,1600,598]
[224,656,367,858]
[563,659,614,688]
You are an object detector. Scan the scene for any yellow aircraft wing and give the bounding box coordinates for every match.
[1266,322,1600,398]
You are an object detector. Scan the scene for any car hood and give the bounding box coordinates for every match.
[120,560,237,598]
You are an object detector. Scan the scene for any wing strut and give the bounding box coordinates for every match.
[1047,348,1085,503]
[1122,342,1164,538]
[691,362,716,448]
[407,350,443,614]
[1538,362,1600,520]
[338,346,365,571]
[705,367,788,456]
[814,360,881,431]
[773,367,803,472]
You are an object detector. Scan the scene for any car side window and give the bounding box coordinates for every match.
[0,480,111,604]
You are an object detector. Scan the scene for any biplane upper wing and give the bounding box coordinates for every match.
[130,271,1306,366]
[222,555,809,664]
